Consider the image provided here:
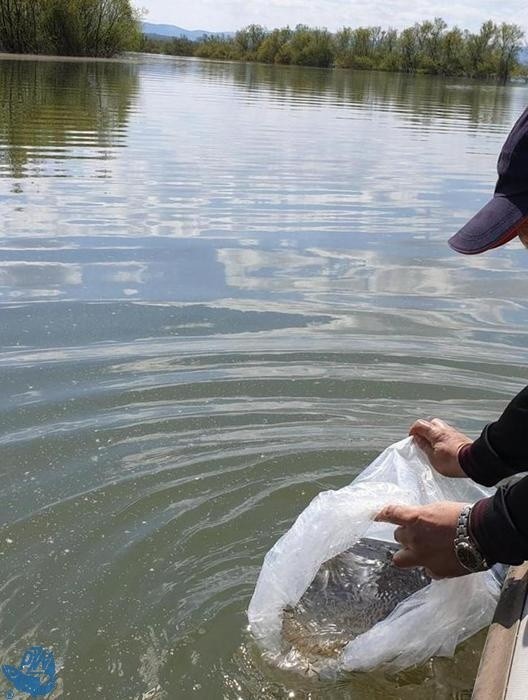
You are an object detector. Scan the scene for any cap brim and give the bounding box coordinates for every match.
[448,194,528,255]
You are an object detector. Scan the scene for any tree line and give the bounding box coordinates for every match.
[0,0,140,57]
[141,19,526,82]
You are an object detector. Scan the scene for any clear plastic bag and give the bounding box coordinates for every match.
[247,437,501,675]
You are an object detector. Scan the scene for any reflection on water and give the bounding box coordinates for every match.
[0,55,528,699]
[0,58,138,179]
[204,59,514,129]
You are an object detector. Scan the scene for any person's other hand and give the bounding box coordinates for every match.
[409,418,472,477]
[375,501,469,578]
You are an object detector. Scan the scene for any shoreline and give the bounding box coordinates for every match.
[1,51,526,84]
[0,51,133,63]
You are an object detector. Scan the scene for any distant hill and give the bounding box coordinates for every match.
[141,22,232,41]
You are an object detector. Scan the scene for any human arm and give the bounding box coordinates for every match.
[457,385,528,486]
[408,386,528,566]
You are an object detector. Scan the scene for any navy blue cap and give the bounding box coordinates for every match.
[449,107,528,255]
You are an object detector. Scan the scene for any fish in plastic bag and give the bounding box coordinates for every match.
[247,437,502,676]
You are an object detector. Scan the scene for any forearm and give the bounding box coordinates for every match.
[458,385,528,565]
[459,385,528,486]
[470,477,528,565]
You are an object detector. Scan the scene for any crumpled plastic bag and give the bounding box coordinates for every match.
[247,437,501,675]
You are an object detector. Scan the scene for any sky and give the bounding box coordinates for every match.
[137,0,528,34]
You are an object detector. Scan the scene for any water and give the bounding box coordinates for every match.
[282,539,431,667]
[0,54,527,698]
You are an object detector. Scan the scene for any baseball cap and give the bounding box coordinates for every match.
[448,107,528,255]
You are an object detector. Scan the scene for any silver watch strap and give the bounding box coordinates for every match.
[455,504,488,570]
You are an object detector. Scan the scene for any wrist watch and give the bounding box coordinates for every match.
[454,505,489,573]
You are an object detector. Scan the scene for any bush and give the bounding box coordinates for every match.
[0,0,141,57]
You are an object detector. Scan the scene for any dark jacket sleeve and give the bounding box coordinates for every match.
[458,386,528,565]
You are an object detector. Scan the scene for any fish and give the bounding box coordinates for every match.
[282,538,430,662]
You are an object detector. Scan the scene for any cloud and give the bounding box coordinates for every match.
[140,0,528,33]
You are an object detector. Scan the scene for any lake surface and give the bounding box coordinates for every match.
[1,54,528,699]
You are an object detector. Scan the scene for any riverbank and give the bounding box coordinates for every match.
[2,51,526,86]
[0,51,132,63]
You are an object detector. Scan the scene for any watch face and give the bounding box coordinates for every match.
[456,542,480,571]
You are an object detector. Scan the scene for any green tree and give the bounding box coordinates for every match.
[333,27,353,67]
[465,20,498,77]
[283,25,334,67]
[334,26,384,69]
[0,0,48,53]
[255,27,292,63]
[377,28,400,71]
[0,0,141,57]
[438,27,465,75]
[416,18,447,66]
[496,22,524,83]
[166,36,195,56]
[195,33,237,60]
[399,27,419,73]
[234,24,267,60]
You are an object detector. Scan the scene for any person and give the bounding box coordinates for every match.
[375,106,528,579]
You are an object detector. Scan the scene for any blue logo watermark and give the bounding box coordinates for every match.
[2,646,57,697]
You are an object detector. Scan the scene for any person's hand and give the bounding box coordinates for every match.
[375,501,469,579]
[409,418,472,477]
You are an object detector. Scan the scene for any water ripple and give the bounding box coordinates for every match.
[1,55,528,698]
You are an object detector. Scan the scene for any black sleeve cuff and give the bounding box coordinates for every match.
[469,486,528,566]
[458,424,519,486]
